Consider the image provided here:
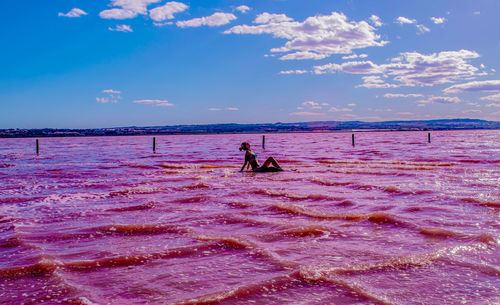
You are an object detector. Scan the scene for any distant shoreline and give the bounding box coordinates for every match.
[1,119,499,138]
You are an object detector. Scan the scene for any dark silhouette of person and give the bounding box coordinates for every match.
[239,142,282,172]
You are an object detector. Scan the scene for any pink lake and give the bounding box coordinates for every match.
[0,130,499,304]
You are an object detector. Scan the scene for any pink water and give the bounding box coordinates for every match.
[0,131,499,304]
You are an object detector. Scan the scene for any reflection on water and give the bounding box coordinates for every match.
[0,130,499,304]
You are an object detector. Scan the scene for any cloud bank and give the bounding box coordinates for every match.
[315,49,481,88]
[225,11,387,60]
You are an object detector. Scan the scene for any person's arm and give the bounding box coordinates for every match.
[240,160,248,172]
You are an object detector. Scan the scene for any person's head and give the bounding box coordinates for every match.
[239,142,250,151]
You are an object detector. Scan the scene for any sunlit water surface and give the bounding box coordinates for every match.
[0,131,499,304]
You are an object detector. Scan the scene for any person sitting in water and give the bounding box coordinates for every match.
[239,142,283,172]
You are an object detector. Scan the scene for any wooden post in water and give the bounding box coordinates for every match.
[153,137,156,153]
[428,132,431,143]
[352,134,355,146]
[36,139,39,155]
[262,135,265,149]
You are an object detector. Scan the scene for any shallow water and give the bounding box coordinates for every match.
[0,130,499,304]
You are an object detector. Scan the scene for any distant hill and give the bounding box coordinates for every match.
[1,119,499,138]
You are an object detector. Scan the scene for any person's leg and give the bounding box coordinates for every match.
[263,157,281,168]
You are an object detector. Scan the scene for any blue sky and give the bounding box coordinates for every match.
[1,0,499,128]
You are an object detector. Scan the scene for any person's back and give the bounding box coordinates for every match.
[245,149,259,170]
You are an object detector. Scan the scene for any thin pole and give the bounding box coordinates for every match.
[153,137,156,153]
[428,132,431,143]
[36,139,39,155]
[352,134,355,146]
[262,135,265,149]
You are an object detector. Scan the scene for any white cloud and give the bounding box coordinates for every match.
[279,69,309,74]
[347,103,356,107]
[358,76,399,88]
[96,96,120,103]
[100,8,138,19]
[430,17,446,24]
[149,1,188,21]
[342,54,359,60]
[416,24,430,34]
[395,17,429,34]
[430,96,461,103]
[208,107,239,111]
[109,24,133,32]
[328,107,352,112]
[396,112,413,115]
[341,53,368,60]
[384,93,424,98]
[280,51,328,60]
[462,109,482,114]
[103,89,121,94]
[134,99,173,106]
[314,61,382,75]
[100,0,162,19]
[339,114,382,121]
[302,101,322,109]
[444,80,500,93]
[58,8,87,18]
[153,21,173,26]
[369,15,382,27]
[254,12,292,24]
[294,101,330,112]
[177,12,237,28]
[480,93,500,101]
[374,108,392,112]
[473,11,480,15]
[417,96,461,104]
[97,89,122,103]
[396,16,416,24]
[235,5,250,13]
[485,103,500,108]
[225,11,387,60]
[96,97,110,103]
[320,50,481,88]
[289,111,323,116]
